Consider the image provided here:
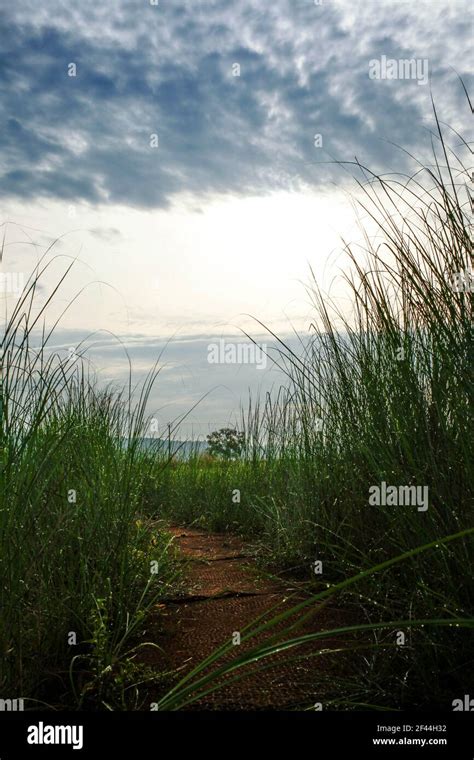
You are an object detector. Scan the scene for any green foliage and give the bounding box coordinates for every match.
[0,256,179,705]
[206,428,245,460]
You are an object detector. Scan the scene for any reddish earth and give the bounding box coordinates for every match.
[142,526,348,710]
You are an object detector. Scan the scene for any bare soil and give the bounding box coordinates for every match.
[142,526,348,710]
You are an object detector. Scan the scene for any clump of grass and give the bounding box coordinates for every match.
[153,97,473,709]
[0,251,179,707]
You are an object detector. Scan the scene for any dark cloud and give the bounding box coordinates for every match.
[0,0,471,208]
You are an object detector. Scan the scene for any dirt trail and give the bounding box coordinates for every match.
[144,526,346,710]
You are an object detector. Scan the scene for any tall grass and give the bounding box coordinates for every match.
[152,103,473,708]
[0,253,179,707]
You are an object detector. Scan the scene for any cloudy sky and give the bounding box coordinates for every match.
[1,0,472,436]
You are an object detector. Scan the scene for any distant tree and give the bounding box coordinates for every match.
[206,428,245,460]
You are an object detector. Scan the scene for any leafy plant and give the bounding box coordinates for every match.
[206,428,245,460]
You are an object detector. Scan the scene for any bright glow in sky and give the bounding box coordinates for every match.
[2,188,362,337]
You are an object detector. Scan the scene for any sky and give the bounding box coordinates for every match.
[1,0,472,436]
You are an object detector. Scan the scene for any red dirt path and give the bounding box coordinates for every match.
[143,526,347,710]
